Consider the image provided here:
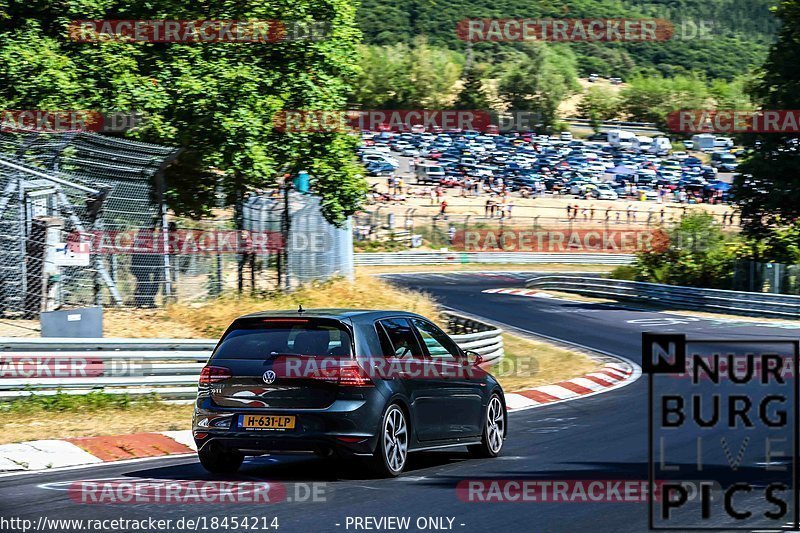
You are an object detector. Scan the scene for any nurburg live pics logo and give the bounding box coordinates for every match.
[643,333,797,530]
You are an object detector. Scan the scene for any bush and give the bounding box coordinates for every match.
[632,211,740,288]
[609,265,638,281]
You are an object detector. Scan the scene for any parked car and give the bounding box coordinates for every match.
[592,183,619,200]
[415,163,446,183]
[193,310,507,477]
[586,132,609,142]
[362,153,399,167]
[711,152,738,171]
[366,161,397,176]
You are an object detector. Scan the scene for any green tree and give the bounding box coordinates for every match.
[734,0,800,238]
[453,63,489,110]
[577,86,620,132]
[496,44,579,132]
[0,1,366,224]
[619,74,710,130]
[351,38,463,109]
[633,211,740,288]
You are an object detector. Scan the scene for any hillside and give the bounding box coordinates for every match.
[358,0,778,79]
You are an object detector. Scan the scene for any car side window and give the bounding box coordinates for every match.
[378,318,424,360]
[411,319,461,362]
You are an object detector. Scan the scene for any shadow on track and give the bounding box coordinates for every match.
[124,451,478,483]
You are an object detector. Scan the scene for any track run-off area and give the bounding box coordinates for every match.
[2,271,799,532]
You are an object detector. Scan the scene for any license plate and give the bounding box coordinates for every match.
[240,415,296,430]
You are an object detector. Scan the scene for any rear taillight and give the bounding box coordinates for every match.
[337,363,373,387]
[199,366,232,385]
[303,361,373,387]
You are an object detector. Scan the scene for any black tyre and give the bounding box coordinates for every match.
[198,443,244,474]
[469,394,505,458]
[365,404,408,477]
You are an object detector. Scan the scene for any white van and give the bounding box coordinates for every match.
[415,164,445,184]
[631,136,653,152]
[690,133,716,152]
[650,137,672,155]
[607,129,636,148]
[714,136,734,148]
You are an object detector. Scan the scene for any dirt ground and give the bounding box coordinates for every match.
[365,175,734,222]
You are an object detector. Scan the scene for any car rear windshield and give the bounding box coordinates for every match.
[212,318,353,360]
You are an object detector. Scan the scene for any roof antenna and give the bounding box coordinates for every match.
[298,304,305,314]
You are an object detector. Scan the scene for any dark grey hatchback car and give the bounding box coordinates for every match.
[193,309,506,477]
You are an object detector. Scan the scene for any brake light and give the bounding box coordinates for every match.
[338,363,373,387]
[199,366,232,384]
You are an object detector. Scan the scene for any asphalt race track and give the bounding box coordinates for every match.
[2,271,799,532]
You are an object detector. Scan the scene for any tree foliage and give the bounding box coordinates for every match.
[618,74,711,130]
[351,37,463,109]
[496,44,579,132]
[357,0,776,80]
[0,1,367,224]
[734,0,800,238]
[577,86,620,131]
[453,62,490,110]
[631,212,740,288]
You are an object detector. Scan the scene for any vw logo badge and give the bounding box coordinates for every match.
[262,370,276,384]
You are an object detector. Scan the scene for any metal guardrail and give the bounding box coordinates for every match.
[564,117,657,129]
[0,313,503,400]
[526,275,800,319]
[355,252,635,266]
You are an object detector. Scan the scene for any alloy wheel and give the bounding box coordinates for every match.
[383,406,408,473]
[487,396,504,454]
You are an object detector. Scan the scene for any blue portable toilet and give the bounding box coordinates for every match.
[294,170,310,193]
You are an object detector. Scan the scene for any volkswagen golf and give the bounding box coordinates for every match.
[193,309,506,477]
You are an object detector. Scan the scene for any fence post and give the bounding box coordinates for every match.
[161,204,172,301]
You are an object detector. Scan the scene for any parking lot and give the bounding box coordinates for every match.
[359,129,739,225]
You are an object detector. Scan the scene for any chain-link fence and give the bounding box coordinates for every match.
[733,260,800,295]
[0,131,176,316]
[0,132,354,317]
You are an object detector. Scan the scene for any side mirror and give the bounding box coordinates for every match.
[464,350,484,366]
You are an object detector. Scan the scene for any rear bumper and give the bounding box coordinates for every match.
[193,396,384,457]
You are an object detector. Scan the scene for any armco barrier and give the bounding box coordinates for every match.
[0,313,502,400]
[354,252,635,266]
[526,275,800,319]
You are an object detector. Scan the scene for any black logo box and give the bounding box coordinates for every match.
[643,333,799,531]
